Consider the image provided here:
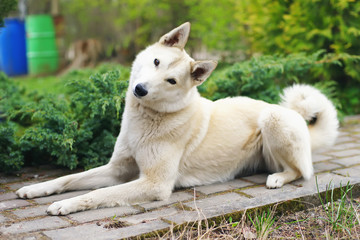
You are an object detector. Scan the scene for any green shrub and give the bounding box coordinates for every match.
[200,51,360,118]
[235,0,360,56]
[234,0,360,113]
[0,124,24,172]
[1,66,129,172]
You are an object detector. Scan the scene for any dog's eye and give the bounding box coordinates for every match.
[154,58,160,66]
[167,79,177,85]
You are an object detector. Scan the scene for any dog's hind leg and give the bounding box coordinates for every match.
[16,136,137,199]
[258,106,313,189]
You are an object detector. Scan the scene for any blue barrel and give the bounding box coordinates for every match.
[0,18,28,76]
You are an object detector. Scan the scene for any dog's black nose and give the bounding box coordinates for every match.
[134,84,148,97]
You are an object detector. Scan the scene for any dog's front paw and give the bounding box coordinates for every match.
[47,199,75,215]
[266,174,284,189]
[16,183,56,199]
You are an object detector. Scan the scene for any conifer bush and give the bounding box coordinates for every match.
[199,51,359,114]
[0,66,129,172]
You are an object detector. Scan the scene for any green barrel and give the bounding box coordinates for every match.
[25,15,59,75]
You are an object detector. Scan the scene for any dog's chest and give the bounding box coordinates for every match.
[125,111,185,148]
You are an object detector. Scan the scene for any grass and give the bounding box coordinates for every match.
[142,182,360,239]
[317,178,359,234]
[247,206,279,239]
[13,75,67,95]
[10,63,130,95]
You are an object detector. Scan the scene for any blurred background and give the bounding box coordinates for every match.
[2,0,359,72]
[1,0,360,172]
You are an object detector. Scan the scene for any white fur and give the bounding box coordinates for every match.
[280,84,339,150]
[16,22,339,215]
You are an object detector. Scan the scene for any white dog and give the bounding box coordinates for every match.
[16,22,339,215]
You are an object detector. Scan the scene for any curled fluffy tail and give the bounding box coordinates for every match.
[280,84,339,151]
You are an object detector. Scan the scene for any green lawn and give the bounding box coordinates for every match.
[12,75,67,95]
[10,63,129,96]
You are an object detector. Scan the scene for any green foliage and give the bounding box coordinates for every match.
[227,216,240,228]
[235,0,360,56]
[316,178,359,234]
[185,0,243,52]
[0,72,25,171]
[199,51,359,117]
[247,207,278,239]
[0,0,17,27]
[1,65,129,172]
[234,0,360,107]
[0,123,24,172]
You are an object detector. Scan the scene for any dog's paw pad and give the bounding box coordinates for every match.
[266,174,284,189]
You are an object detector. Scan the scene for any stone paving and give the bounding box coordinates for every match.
[1,116,360,239]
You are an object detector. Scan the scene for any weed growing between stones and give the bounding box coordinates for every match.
[316,178,359,234]
[102,214,129,229]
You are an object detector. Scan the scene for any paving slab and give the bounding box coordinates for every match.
[140,190,193,210]
[0,192,17,201]
[0,174,22,184]
[113,220,170,238]
[67,205,140,223]
[334,136,357,144]
[312,153,333,162]
[120,207,178,224]
[327,149,360,158]
[183,192,248,218]
[164,210,205,225]
[43,222,121,240]
[240,173,268,184]
[313,161,342,173]
[292,172,358,191]
[240,184,298,198]
[195,179,252,195]
[331,155,360,167]
[333,165,360,178]
[332,142,360,151]
[7,181,42,191]
[0,214,9,224]
[0,199,31,211]
[12,205,50,219]
[0,116,359,239]
[43,220,170,240]
[0,216,70,235]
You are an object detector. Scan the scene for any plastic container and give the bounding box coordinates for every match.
[25,15,59,75]
[0,18,28,76]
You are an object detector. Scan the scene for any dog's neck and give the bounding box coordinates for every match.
[126,88,199,119]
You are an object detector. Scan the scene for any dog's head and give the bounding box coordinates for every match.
[129,22,217,112]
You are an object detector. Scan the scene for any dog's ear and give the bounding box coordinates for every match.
[159,22,190,50]
[191,61,217,86]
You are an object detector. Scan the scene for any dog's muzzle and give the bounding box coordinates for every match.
[134,83,148,98]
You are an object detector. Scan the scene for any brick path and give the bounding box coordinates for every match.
[1,116,360,239]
